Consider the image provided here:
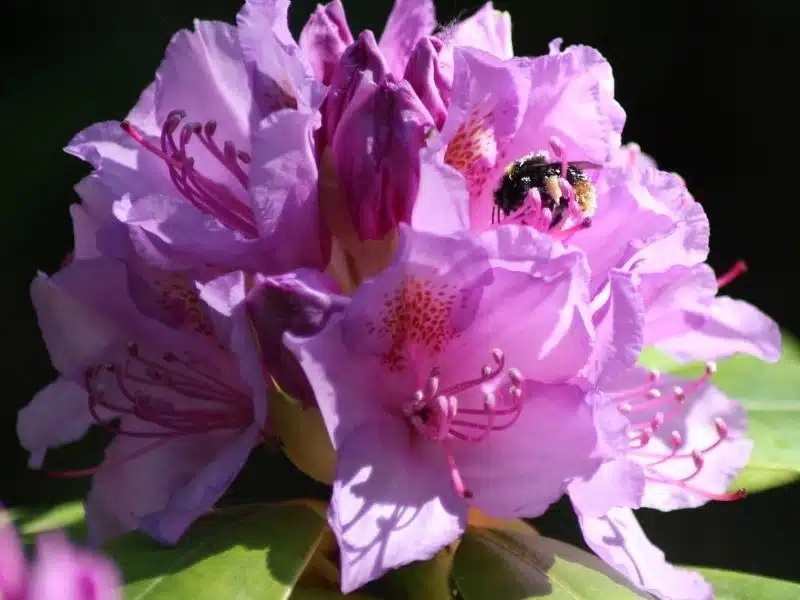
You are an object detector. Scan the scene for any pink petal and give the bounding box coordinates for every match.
[378,0,436,78]
[571,175,676,295]
[505,43,625,169]
[30,272,121,376]
[323,31,390,146]
[65,121,172,201]
[330,419,466,593]
[86,427,255,546]
[640,263,716,325]
[410,152,470,235]
[244,269,346,407]
[249,108,331,272]
[568,459,646,519]
[137,426,261,543]
[113,193,268,274]
[578,508,713,600]
[441,2,513,60]
[17,379,100,469]
[198,271,270,426]
[453,383,600,518]
[286,312,410,445]
[580,269,644,386]
[69,204,103,261]
[602,145,710,275]
[237,0,326,114]
[655,296,782,364]
[74,174,114,224]
[154,21,255,186]
[468,225,593,383]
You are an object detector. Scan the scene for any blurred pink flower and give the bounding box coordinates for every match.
[0,520,121,600]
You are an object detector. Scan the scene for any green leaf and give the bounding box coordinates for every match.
[694,567,800,599]
[289,587,377,600]
[453,526,650,599]
[106,500,329,600]
[379,548,455,600]
[7,501,86,543]
[639,330,800,493]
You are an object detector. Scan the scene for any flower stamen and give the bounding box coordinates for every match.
[616,361,746,502]
[716,260,748,289]
[84,342,253,439]
[403,348,523,499]
[121,111,258,237]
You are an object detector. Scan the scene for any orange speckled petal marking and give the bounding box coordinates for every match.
[368,275,472,372]
[444,107,504,202]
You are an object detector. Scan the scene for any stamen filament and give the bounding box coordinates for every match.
[404,349,523,500]
[120,111,259,237]
[717,260,747,288]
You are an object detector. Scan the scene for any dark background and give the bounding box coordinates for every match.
[1,0,797,585]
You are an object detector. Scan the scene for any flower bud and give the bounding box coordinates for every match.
[323,30,390,144]
[404,36,451,129]
[298,0,354,85]
[245,269,345,407]
[330,76,434,240]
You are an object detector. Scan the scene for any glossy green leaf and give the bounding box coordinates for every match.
[106,500,329,600]
[639,330,800,492]
[695,567,800,599]
[453,526,649,599]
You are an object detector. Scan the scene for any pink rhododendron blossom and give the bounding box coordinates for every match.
[569,363,751,600]
[18,206,266,546]
[559,144,780,599]
[67,0,328,276]
[71,0,520,279]
[0,519,121,600]
[286,224,636,592]
[418,40,625,234]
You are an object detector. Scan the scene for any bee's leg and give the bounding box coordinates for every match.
[549,199,567,230]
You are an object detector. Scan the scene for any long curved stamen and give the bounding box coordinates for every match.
[46,343,256,479]
[121,111,258,237]
[716,260,748,289]
[617,362,746,502]
[84,343,253,440]
[403,349,523,499]
[46,438,172,478]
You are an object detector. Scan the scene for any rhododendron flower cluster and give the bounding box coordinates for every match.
[18,1,780,599]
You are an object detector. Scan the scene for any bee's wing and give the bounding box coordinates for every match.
[568,161,603,170]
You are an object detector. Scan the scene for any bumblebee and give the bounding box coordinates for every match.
[493,153,599,228]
